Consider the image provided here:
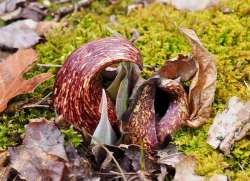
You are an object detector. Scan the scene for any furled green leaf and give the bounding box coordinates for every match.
[115,77,129,120]
[91,89,117,145]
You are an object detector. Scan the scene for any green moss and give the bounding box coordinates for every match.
[0,0,249,179]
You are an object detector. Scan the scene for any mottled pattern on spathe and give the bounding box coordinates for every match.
[54,37,142,134]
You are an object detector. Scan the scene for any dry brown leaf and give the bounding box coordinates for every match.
[0,151,10,181]
[36,21,61,36]
[8,119,92,181]
[0,49,53,113]
[180,28,217,127]
[159,54,197,81]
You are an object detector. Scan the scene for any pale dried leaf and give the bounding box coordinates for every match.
[180,28,217,127]
[91,89,117,145]
[0,19,60,48]
[156,0,220,11]
[174,156,227,181]
[0,19,39,48]
[157,144,184,167]
[0,7,21,21]
[0,49,53,113]
[173,156,205,181]
[0,0,24,15]
[207,96,250,155]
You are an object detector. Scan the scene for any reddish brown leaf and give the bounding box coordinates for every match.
[0,49,53,113]
[180,28,217,127]
[54,37,142,134]
[159,54,197,81]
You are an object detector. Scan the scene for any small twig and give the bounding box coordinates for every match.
[37,63,62,68]
[22,92,52,109]
[23,104,50,109]
[84,130,128,181]
[244,80,250,92]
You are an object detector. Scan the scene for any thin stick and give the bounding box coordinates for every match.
[244,80,250,92]
[85,131,127,181]
[22,92,52,109]
[23,105,50,109]
[37,63,62,68]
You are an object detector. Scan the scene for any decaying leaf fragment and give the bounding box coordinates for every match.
[159,54,197,81]
[0,151,10,181]
[173,156,227,181]
[8,119,67,181]
[207,96,250,155]
[0,19,61,48]
[0,49,52,113]
[157,144,184,167]
[180,28,217,128]
[8,119,92,181]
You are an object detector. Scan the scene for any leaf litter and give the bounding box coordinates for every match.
[0,6,237,178]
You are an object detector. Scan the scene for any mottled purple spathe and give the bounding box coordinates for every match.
[54,37,143,134]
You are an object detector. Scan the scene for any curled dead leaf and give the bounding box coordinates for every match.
[180,28,217,127]
[159,54,197,81]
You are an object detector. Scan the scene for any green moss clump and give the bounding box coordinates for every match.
[0,0,249,179]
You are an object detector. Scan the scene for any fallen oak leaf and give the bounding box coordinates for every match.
[180,28,217,128]
[0,49,53,113]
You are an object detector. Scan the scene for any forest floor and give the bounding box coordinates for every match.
[0,0,250,180]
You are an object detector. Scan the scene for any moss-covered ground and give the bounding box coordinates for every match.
[0,0,249,180]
